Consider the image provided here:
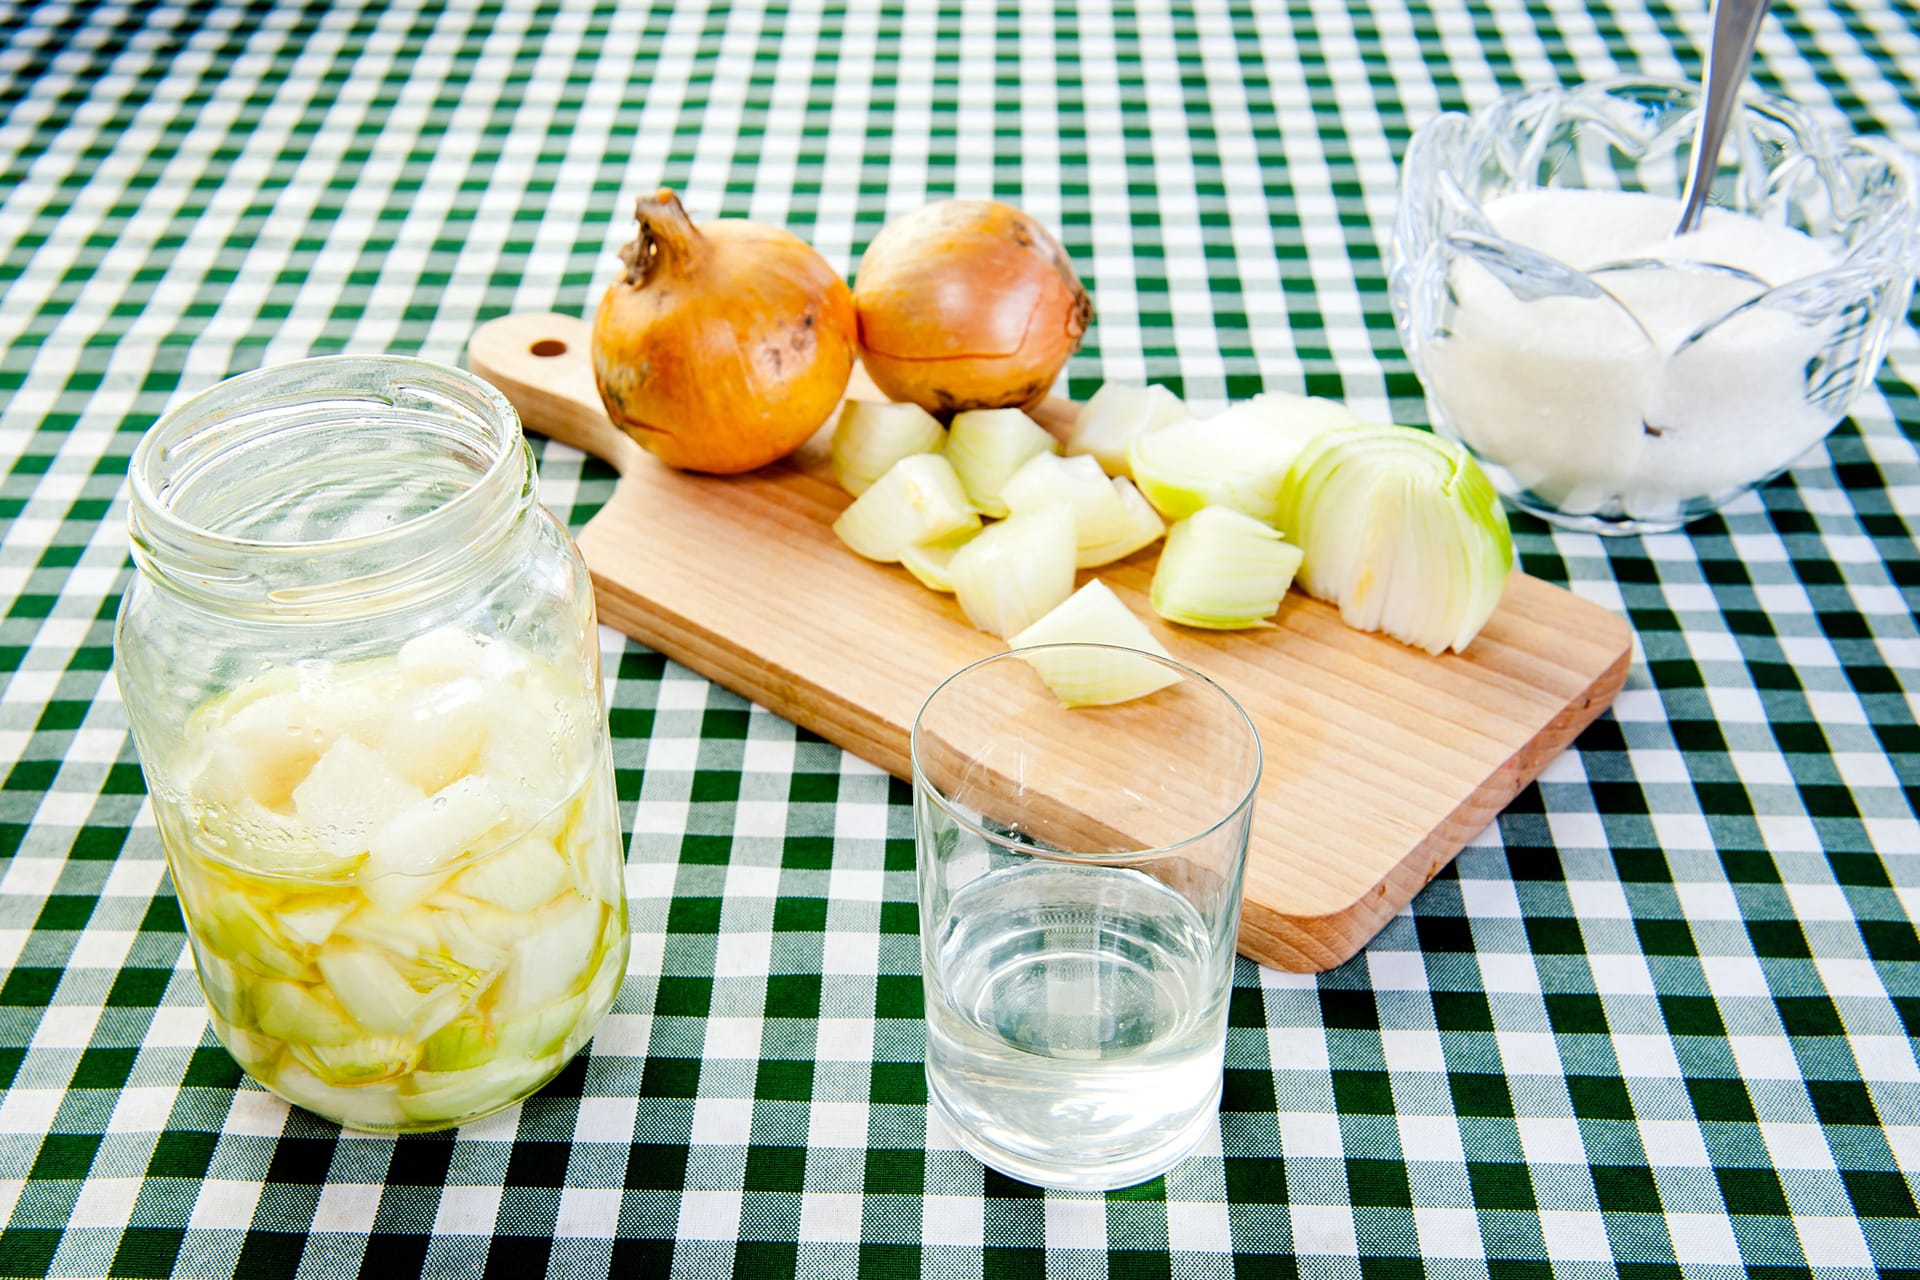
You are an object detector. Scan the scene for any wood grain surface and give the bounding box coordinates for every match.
[469,312,1633,972]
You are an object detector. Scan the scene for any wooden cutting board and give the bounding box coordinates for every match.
[469,312,1632,972]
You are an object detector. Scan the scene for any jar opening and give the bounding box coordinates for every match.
[128,357,531,614]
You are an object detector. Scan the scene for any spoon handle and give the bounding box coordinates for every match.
[1674,0,1771,237]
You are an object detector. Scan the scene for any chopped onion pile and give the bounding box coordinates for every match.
[1275,425,1514,654]
[165,629,628,1131]
[827,378,1515,686]
[1151,505,1304,630]
[1010,580,1181,706]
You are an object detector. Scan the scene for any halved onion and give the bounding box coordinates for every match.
[1150,505,1304,629]
[831,452,979,562]
[947,505,1076,638]
[1274,425,1513,654]
[1009,580,1182,707]
[830,400,946,497]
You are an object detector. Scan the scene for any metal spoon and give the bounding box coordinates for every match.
[1673,0,1771,237]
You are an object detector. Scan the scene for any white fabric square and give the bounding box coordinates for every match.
[731,801,789,839]
[188,1180,264,1231]
[107,1087,177,1134]
[722,862,781,899]
[1381,1029,1446,1074]
[1588,953,1655,995]
[1639,1120,1711,1167]
[1459,879,1522,917]
[644,737,698,772]
[828,867,885,901]
[1517,1117,1585,1165]
[66,929,135,970]
[1539,1210,1613,1261]
[223,1089,290,1137]
[833,805,889,842]
[821,930,879,976]
[101,859,168,898]
[574,1097,639,1144]
[0,857,62,896]
[1413,1207,1484,1259]
[1816,957,1885,998]
[1666,1212,1742,1265]
[1367,950,1427,990]
[808,1101,870,1149]
[741,737,796,774]
[1547,811,1607,849]
[1701,955,1769,1000]
[1288,1203,1358,1256]
[1566,880,1630,918]
[432,1184,503,1236]
[1479,954,1540,993]
[689,1096,754,1146]
[701,1018,763,1059]
[1796,1215,1874,1268]
[556,1188,623,1239]
[712,932,771,979]
[1759,1122,1836,1170]
[1045,1195,1107,1249]
[311,1183,382,1233]
[32,1005,101,1049]
[1398,1115,1464,1164]
[1165,1200,1233,1253]
[797,1191,863,1243]
[813,1018,874,1061]
[656,680,708,711]
[920,1195,983,1247]
[69,1178,140,1230]
[0,1089,61,1135]
[1612,1034,1682,1078]
[1729,1036,1803,1080]
[1278,1110,1344,1158]
[145,1007,210,1047]
[590,1015,653,1058]
[1783,882,1855,921]
[1497,1032,1563,1076]
[1853,1036,1920,1082]
[1268,1027,1329,1072]
[1883,1125,1920,1172]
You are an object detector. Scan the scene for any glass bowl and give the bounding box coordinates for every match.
[1389,78,1919,535]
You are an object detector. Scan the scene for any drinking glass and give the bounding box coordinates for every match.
[911,644,1261,1190]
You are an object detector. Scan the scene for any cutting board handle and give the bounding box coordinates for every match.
[468,312,648,474]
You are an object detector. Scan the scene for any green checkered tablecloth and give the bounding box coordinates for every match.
[2,0,1918,1275]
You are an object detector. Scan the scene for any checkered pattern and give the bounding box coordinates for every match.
[1,0,1916,1274]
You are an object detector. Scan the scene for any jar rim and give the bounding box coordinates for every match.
[126,355,533,615]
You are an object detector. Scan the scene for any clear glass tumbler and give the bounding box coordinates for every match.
[912,645,1261,1191]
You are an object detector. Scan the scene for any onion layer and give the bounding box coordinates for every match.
[592,189,857,475]
[853,199,1092,417]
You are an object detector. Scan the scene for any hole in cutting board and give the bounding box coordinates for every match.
[529,338,567,357]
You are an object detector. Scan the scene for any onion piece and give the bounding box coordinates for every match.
[900,528,980,593]
[1209,389,1363,449]
[947,506,1077,638]
[1275,425,1513,654]
[1078,479,1167,568]
[1000,452,1145,560]
[832,453,979,562]
[1010,580,1181,707]
[831,400,946,497]
[944,407,1059,517]
[1128,415,1297,525]
[1150,506,1304,630]
[1064,383,1187,478]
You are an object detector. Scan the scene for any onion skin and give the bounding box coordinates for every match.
[592,189,857,474]
[853,199,1092,417]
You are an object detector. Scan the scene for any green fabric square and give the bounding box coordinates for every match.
[70,1046,136,1090]
[874,974,921,1018]
[1346,1158,1412,1207]
[1467,1161,1534,1210]
[643,1058,701,1099]
[679,835,731,865]
[0,968,59,1005]
[869,1062,925,1105]
[31,1132,101,1180]
[148,1131,216,1180]
[1319,989,1379,1030]
[1546,994,1608,1035]
[624,1142,690,1190]
[1433,991,1493,1032]
[1774,996,1842,1037]
[1222,1068,1277,1113]
[1334,1071,1396,1115]
[765,974,821,1017]
[1747,920,1810,957]
[1568,1075,1634,1121]
[755,1059,814,1101]
[1110,1251,1172,1280]
[773,897,827,932]
[1224,1156,1285,1204]
[1861,919,1920,962]
[140,897,184,933]
[34,894,93,930]
[1449,1073,1514,1118]
[1843,1169,1919,1218]
[690,770,740,803]
[878,900,918,934]
[182,1047,244,1088]
[788,772,837,804]
[864,1147,923,1196]
[734,1243,797,1274]
[0,1231,60,1279]
[1715,1166,1789,1215]
[667,896,721,934]
[1634,919,1695,956]
[1807,1080,1877,1126]
[1687,1078,1755,1123]
[983,1248,1046,1278]
[1591,1164,1661,1214]
[655,976,712,1017]
[783,837,833,869]
[1525,916,1584,954]
[743,1145,806,1193]
[1660,995,1725,1037]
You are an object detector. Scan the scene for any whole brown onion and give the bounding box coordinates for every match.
[853,199,1092,418]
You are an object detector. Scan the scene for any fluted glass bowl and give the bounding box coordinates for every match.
[1390,78,1919,534]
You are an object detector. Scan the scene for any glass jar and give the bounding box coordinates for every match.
[116,356,629,1132]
